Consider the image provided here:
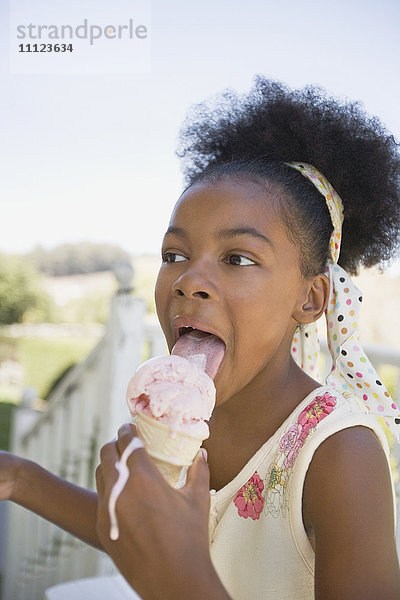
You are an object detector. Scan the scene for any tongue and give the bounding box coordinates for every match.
[172,330,225,379]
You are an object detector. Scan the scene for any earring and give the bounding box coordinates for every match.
[295,323,302,333]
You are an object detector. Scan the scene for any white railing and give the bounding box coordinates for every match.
[1,292,167,600]
[1,299,399,599]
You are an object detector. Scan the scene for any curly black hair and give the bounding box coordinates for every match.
[176,77,400,277]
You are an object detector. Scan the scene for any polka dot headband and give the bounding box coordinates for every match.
[286,161,400,441]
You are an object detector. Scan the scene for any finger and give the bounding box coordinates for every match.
[95,464,104,497]
[116,423,166,481]
[115,423,143,457]
[99,425,140,474]
[99,438,119,464]
[97,447,121,501]
[117,421,137,443]
[113,428,161,492]
[117,424,150,472]
[98,434,138,497]
[184,449,210,501]
[110,423,168,487]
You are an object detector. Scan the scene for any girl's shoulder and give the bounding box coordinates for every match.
[301,404,400,598]
[285,384,390,455]
[276,386,399,597]
[262,385,393,516]
[271,385,388,473]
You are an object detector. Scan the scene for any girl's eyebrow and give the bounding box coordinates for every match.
[163,225,273,247]
[219,227,273,247]
[163,226,186,238]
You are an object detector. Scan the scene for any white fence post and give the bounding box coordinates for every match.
[1,283,157,599]
[99,293,146,445]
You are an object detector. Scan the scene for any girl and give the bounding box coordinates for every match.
[2,78,400,599]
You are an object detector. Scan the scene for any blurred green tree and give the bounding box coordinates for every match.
[0,253,55,324]
[28,242,131,276]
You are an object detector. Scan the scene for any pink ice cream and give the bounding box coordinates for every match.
[127,354,216,438]
[109,335,224,539]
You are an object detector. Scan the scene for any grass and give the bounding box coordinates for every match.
[18,337,97,398]
[0,335,98,401]
[0,402,14,450]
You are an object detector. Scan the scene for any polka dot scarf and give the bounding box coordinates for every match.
[287,162,400,441]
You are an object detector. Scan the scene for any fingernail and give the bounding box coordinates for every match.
[201,448,208,461]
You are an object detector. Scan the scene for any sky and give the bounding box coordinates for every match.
[1,0,400,260]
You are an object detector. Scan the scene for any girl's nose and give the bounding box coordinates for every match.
[171,264,217,301]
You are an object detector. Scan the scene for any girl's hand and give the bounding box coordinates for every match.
[96,423,230,600]
[1,451,101,548]
[0,451,24,501]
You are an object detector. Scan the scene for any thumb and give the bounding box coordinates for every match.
[184,449,210,499]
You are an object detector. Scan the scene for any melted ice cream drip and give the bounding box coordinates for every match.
[108,436,144,540]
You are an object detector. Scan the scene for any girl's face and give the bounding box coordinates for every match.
[155,178,311,405]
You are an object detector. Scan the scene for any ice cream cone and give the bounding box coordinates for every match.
[150,457,186,487]
[135,411,206,486]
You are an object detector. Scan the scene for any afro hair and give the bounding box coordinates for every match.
[177,77,400,276]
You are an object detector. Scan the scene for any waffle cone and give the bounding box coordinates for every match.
[135,412,206,485]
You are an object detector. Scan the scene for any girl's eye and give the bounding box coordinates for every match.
[162,252,187,263]
[226,254,256,266]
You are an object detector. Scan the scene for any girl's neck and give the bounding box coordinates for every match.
[204,360,320,491]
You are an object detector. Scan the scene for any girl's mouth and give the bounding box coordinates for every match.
[172,326,226,380]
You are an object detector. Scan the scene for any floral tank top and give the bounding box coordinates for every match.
[208,386,396,599]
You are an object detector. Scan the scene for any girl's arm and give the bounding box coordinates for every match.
[96,423,231,600]
[0,451,102,549]
[303,426,400,600]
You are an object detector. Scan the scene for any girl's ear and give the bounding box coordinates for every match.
[293,273,330,325]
